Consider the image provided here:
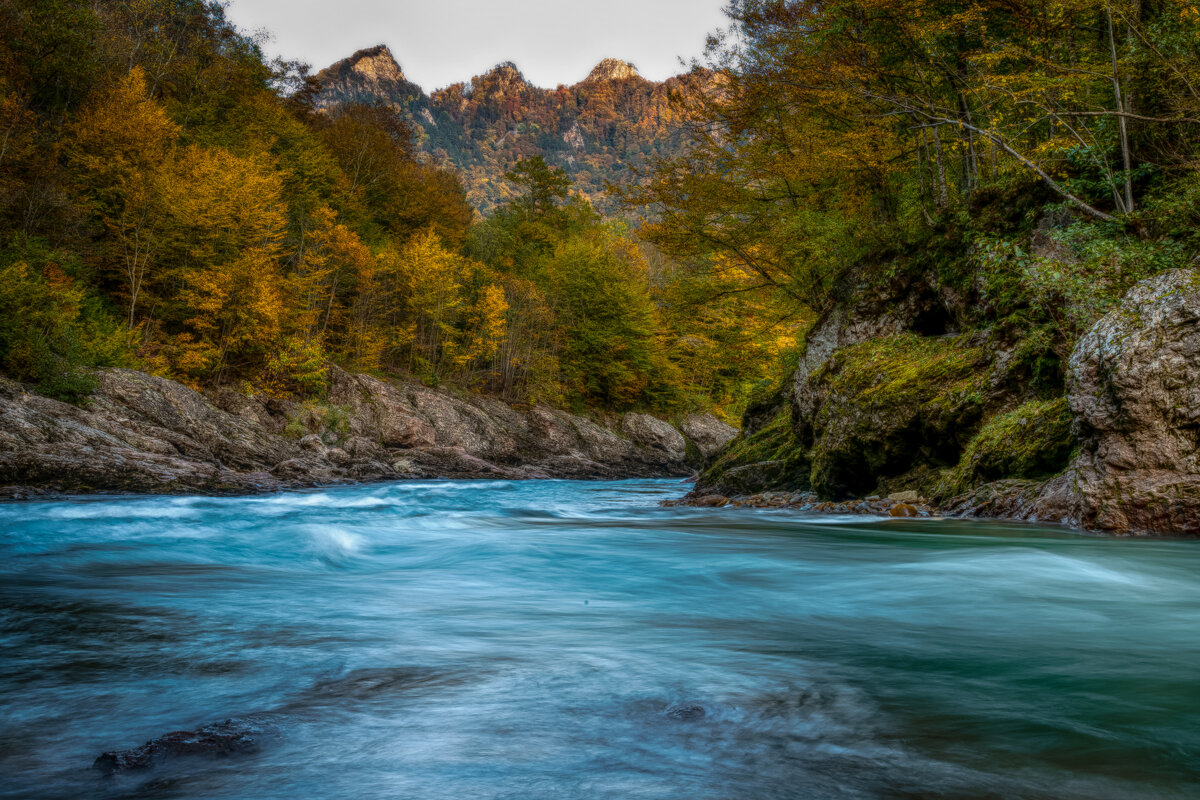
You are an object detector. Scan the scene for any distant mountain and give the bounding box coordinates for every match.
[313,46,709,214]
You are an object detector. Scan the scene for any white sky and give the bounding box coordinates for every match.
[224,0,730,91]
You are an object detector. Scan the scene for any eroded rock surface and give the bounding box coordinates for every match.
[1025,268,1200,535]
[0,366,709,496]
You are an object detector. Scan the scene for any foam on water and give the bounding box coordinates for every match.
[1,479,1198,800]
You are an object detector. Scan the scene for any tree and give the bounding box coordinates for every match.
[546,230,672,409]
[505,155,571,218]
[155,145,289,383]
[66,67,179,328]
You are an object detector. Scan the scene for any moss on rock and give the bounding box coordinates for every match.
[802,333,990,498]
[935,397,1073,502]
[693,407,810,496]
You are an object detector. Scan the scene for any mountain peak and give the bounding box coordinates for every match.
[584,59,641,83]
[484,62,529,85]
[320,44,406,86]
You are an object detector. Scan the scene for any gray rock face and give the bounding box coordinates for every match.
[679,413,737,460]
[0,370,297,495]
[1059,268,1200,535]
[0,366,694,497]
[621,413,688,460]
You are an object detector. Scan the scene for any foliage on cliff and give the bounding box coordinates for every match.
[663,0,1200,499]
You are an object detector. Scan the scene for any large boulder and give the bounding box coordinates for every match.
[621,412,688,461]
[679,413,737,460]
[794,333,990,498]
[1062,268,1200,535]
[791,271,953,410]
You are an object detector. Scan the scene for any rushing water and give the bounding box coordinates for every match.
[1,480,1198,799]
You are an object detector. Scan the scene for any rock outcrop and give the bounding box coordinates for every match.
[953,268,1200,535]
[583,59,642,83]
[690,266,1200,536]
[0,366,714,497]
[1062,268,1200,534]
[313,47,714,214]
[313,45,422,110]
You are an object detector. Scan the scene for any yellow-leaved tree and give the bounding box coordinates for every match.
[65,67,179,328]
[390,229,466,380]
[156,145,288,385]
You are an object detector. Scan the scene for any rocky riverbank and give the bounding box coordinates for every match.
[684,266,1200,537]
[0,365,736,498]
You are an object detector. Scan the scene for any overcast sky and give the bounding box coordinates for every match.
[224,0,729,91]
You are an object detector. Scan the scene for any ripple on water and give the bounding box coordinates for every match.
[0,479,1197,800]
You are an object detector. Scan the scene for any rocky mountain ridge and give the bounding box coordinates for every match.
[313,46,708,213]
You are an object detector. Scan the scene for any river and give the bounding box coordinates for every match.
[1,479,1198,799]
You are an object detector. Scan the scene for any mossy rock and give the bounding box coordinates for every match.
[693,408,809,496]
[801,333,990,499]
[934,397,1074,502]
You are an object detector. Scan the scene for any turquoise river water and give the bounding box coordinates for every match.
[1,479,1198,799]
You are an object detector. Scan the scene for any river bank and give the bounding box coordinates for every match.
[685,266,1200,538]
[0,365,735,499]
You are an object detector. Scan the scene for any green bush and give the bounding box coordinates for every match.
[0,245,134,402]
[974,221,1187,349]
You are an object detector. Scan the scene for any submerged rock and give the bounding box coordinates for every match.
[93,719,267,775]
[664,703,707,721]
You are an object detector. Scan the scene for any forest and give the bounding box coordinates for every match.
[630,0,1200,510]
[0,0,790,420]
[4,0,1200,442]
[636,0,1200,349]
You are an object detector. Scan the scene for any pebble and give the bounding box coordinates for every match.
[670,490,936,519]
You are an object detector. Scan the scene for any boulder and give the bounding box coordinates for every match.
[794,334,989,498]
[621,412,687,461]
[1060,268,1200,535]
[948,269,1200,535]
[679,413,738,460]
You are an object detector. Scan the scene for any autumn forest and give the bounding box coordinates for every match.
[3,0,1200,431]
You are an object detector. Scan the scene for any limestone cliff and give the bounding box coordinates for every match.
[690,257,1200,536]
